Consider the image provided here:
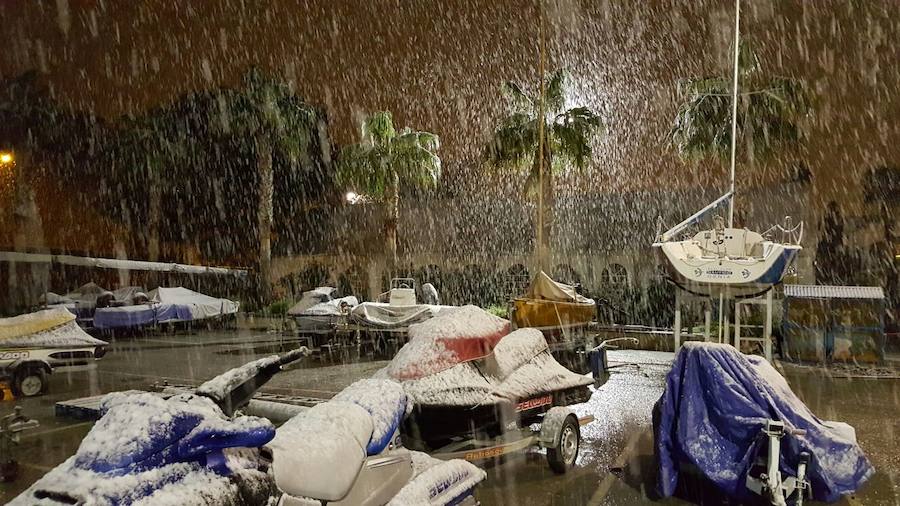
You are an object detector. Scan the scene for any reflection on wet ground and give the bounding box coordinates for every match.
[1,331,897,505]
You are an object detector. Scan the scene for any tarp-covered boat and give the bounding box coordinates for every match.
[512,271,595,330]
[92,287,238,329]
[0,307,107,350]
[655,342,873,503]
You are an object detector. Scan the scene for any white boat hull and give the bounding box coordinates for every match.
[654,235,801,298]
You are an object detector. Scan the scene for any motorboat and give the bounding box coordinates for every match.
[92,287,239,330]
[511,271,595,330]
[351,278,451,331]
[378,306,594,461]
[287,287,359,338]
[654,213,803,298]
[0,307,108,397]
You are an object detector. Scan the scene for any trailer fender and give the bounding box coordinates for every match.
[539,407,576,448]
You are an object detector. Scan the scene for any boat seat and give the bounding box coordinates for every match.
[269,401,374,502]
[332,379,408,455]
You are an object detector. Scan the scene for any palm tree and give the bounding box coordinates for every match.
[336,111,440,269]
[670,41,808,165]
[485,69,602,263]
[217,68,321,301]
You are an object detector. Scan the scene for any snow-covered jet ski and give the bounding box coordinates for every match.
[378,306,594,450]
[12,349,485,506]
[10,350,306,506]
[269,379,485,505]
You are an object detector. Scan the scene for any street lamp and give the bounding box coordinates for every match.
[0,151,13,165]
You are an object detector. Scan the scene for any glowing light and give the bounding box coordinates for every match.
[345,191,358,203]
[0,152,13,164]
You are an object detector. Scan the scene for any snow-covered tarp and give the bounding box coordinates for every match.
[0,307,108,349]
[378,306,591,406]
[94,303,193,329]
[149,287,239,320]
[655,342,874,503]
[287,287,336,316]
[524,270,593,304]
[350,302,450,330]
[382,305,510,380]
[10,391,274,506]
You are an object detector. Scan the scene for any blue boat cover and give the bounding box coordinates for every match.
[94,303,193,329]
[655,342,873,503]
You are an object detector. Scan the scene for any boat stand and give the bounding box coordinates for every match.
[672,288,775,362]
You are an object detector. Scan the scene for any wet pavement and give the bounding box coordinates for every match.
[1,331,898,505]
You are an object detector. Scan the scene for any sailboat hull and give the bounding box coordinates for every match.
[654,240,801,299]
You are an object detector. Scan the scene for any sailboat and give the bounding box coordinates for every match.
[652,0,803,299]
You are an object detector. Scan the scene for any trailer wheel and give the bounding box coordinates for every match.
[14,367,48,397]
[547,415,580,474]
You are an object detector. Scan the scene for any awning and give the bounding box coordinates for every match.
[0,251,247,277]
[783,284,884,300]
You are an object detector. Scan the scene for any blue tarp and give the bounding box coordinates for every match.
[655,342,873,503]
[93,304,193,329]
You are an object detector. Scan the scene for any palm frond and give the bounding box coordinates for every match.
[363,111,396,147]
[484,113,539,170]
[551,106,602,169]
[543,69,568,115]
[392,129,441,189]
[502,81,534,114]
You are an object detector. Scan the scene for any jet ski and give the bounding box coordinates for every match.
[269,378,485,505]
[9,351,305,506]
[12,349,485,506]
[377,306,594,452]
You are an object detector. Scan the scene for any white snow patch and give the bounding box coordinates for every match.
[196,355,280,401]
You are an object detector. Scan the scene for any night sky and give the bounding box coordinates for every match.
[2,0,899,203]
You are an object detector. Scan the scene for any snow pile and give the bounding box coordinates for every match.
[269,401,373,501]
[384,305,509,380]
[196,355,281,401]
[399,327,591,406]
[332,379,408,455]
[388,452,486,506]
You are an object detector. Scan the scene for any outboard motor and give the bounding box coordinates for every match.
[95,291,116,309]
[421,282,440,305]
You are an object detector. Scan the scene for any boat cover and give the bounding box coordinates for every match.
[149,287,239,319]
[93,304,193,329]
[0,307,108,349]
[350,302,450,330]
[525,271,593,304]
[655,342,874,503]
[287,287,336,316]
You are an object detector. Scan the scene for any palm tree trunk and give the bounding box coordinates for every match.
[536,141,554,269]
[385,170,400,271]
[148,166,161,262]
[256,137,274,302]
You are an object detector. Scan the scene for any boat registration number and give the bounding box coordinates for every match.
[516,394,553,412]
[0,351,30,361]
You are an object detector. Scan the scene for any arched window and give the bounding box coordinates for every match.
[601,263,629,288]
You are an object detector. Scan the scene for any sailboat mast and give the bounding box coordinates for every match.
[727,0,741,228]
[536,0,547,271]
